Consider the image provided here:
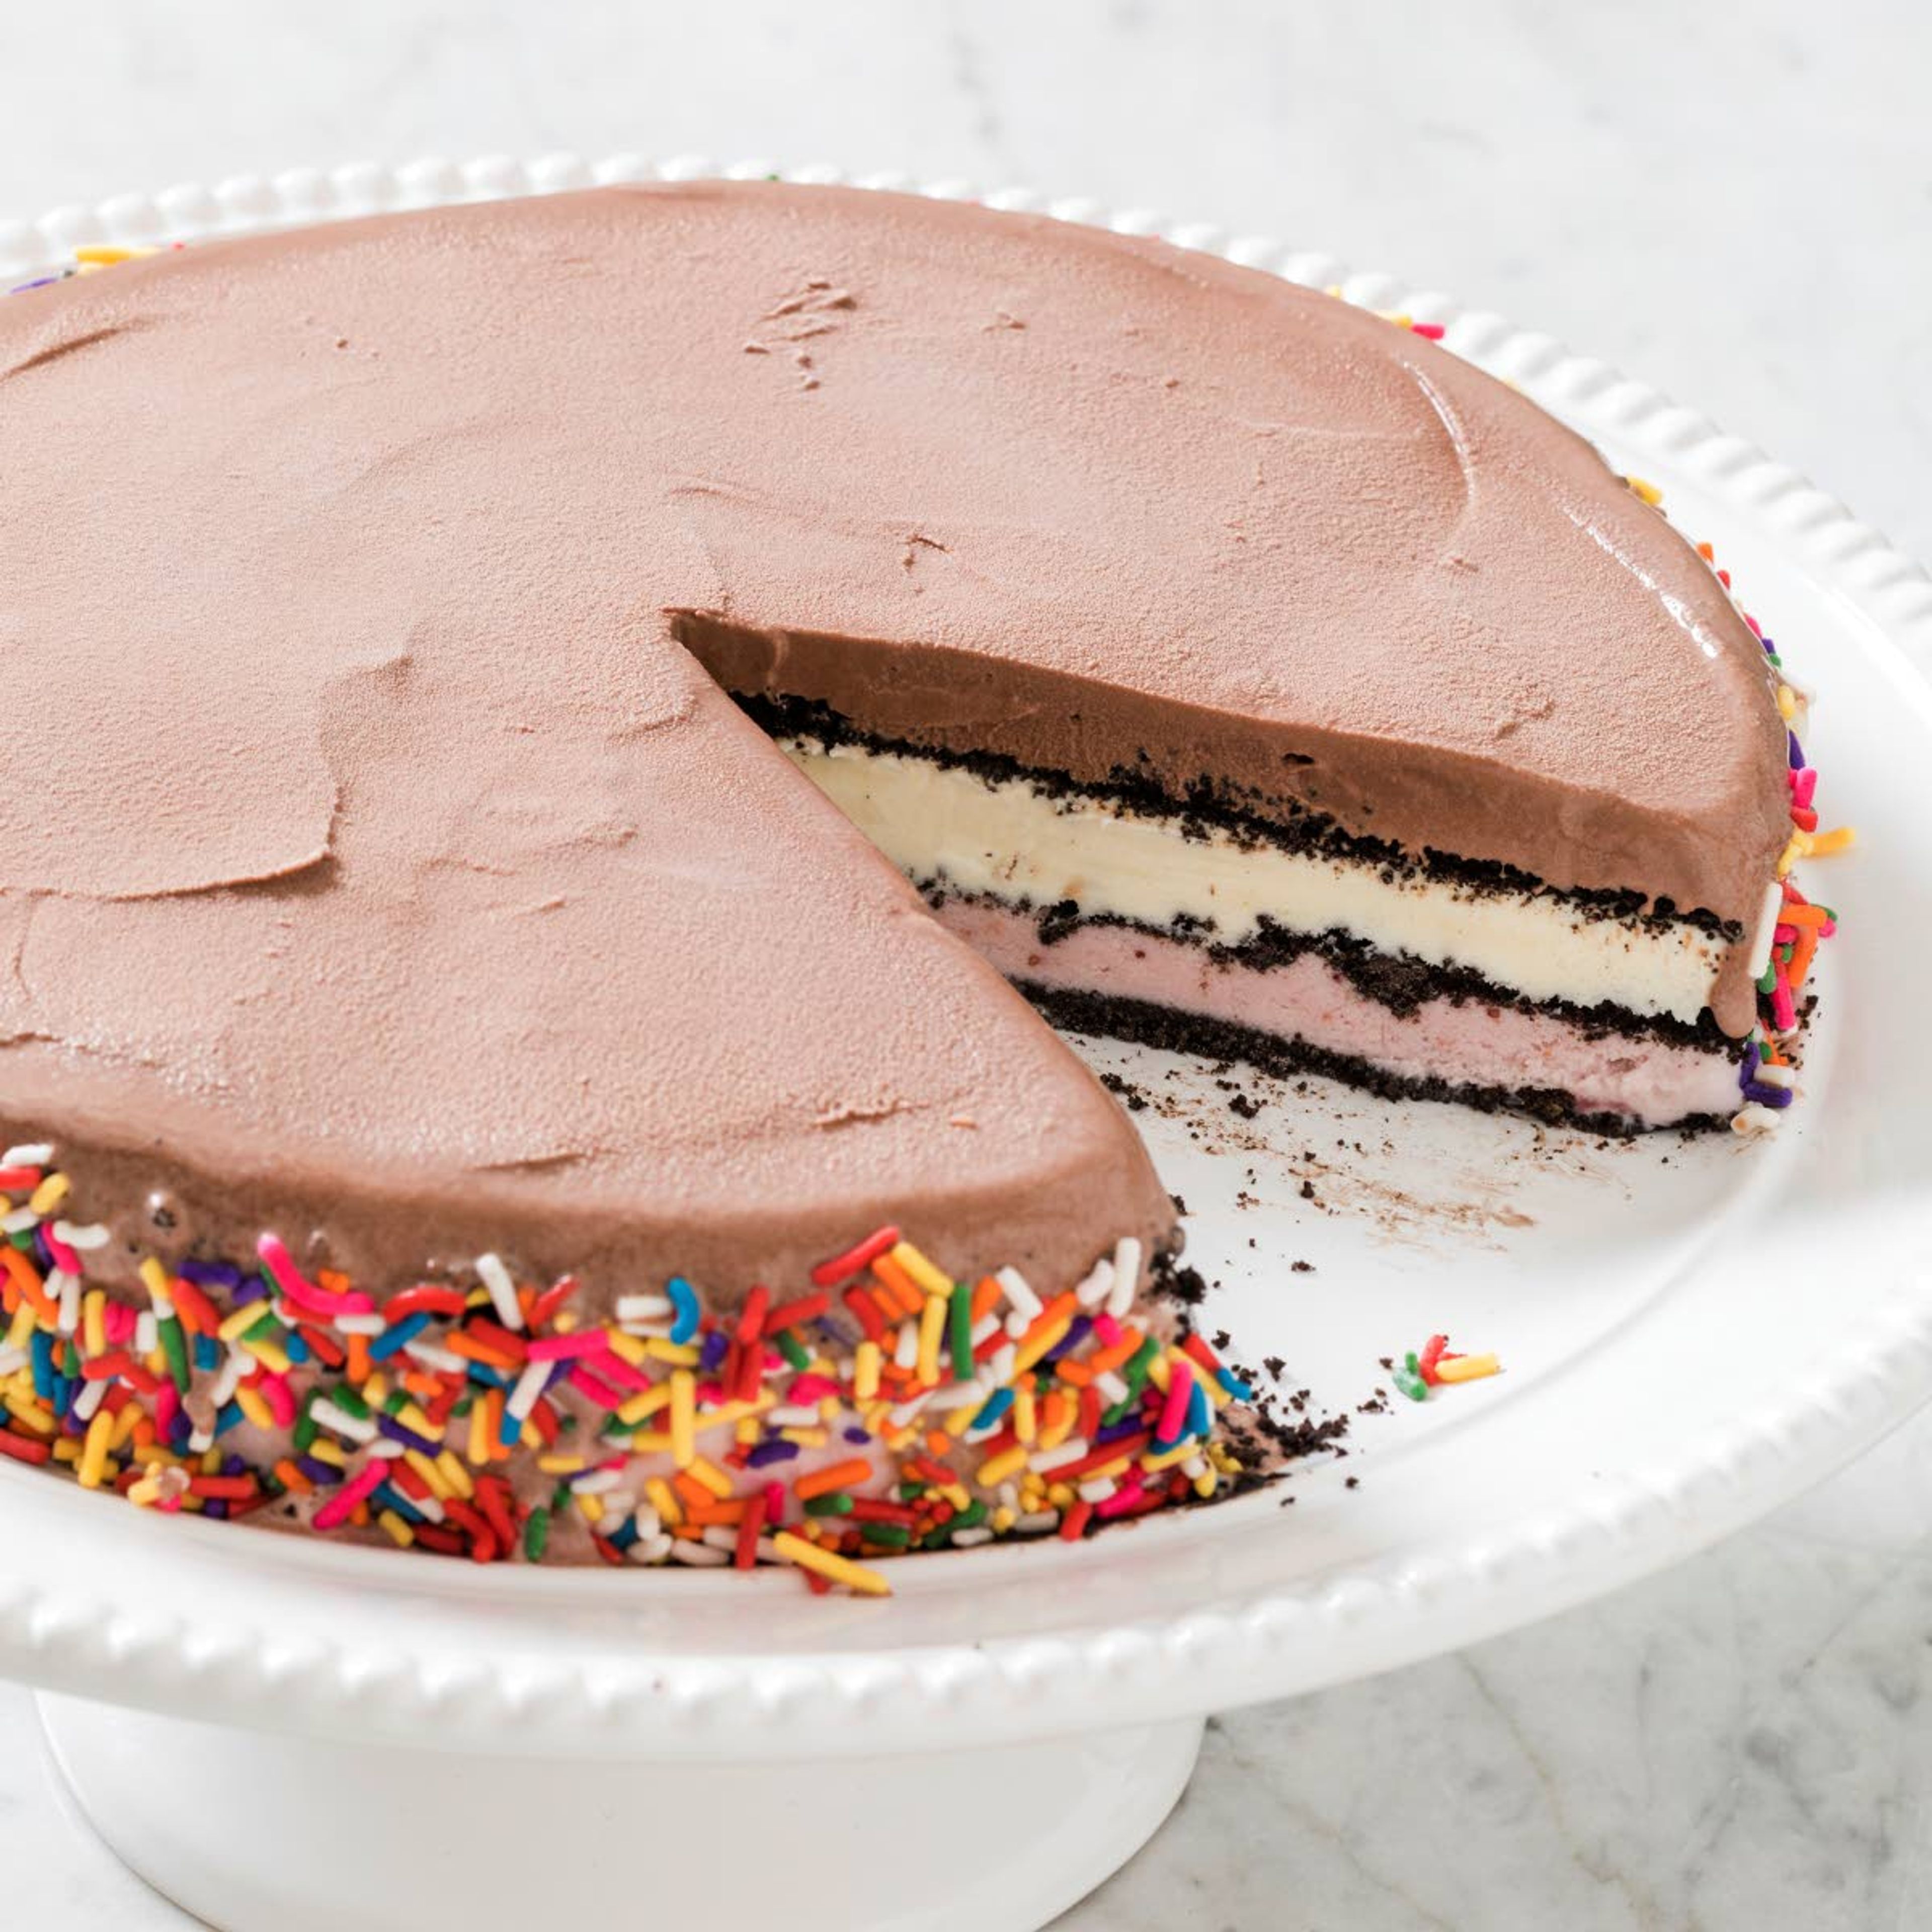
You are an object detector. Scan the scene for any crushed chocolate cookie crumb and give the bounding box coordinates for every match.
[1163,1264,1209,1308]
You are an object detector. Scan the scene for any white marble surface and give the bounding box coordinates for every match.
[0,4,1927,1927]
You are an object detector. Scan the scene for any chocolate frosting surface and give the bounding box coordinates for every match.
[0,183,1785,1285]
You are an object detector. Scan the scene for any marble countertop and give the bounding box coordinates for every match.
[1,4,1926,1927]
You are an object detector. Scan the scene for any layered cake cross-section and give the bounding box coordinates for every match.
[746,693,1769,1135]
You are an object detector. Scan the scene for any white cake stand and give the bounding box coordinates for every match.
[3,157,1929,1932]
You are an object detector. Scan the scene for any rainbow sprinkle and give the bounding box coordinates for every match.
[7,240,180,296]
[0,1167,1254,1594]
[1392,1333,1500,1402]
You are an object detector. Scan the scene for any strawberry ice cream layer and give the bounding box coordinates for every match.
[936,900,1742,1129]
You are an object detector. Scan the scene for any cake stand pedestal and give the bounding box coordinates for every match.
[38,1690,1200,1932]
